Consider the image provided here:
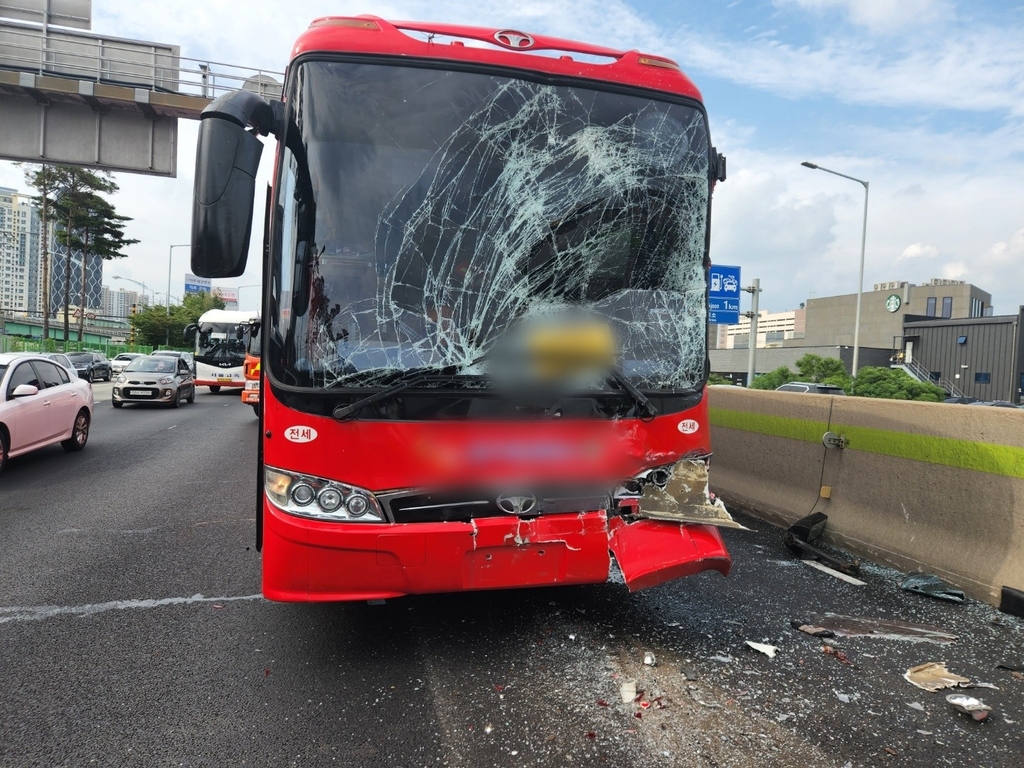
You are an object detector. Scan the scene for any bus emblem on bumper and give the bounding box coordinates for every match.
[496,493,537,515]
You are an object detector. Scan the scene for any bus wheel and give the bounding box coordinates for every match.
[209,386,221,393]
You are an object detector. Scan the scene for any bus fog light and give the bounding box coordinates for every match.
[291,483,315,506]
[318,487,343,512]
[346,493,370,517]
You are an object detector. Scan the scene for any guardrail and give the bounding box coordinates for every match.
[707,386,1024,605]
[0,19,282,100]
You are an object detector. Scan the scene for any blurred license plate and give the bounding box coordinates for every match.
[217,377,232,383]
[244,381,260,391]
[129,389,148,396]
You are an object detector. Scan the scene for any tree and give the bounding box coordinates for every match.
[47,168,118,342]
[20,164,62,340]
[58,192,138,341]
[130,292,225,348]
[750,366,795,390]
[794,354,852,391]
[849,367,946,402]
[707,373,735,386]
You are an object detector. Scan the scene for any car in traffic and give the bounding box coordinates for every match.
[150,350,196,376]
[776,381,847,395]
[67,351,112,382]
[111,352,145,375]
[0,353,94,476]
[43,352,77,377]
[112,355,196,408]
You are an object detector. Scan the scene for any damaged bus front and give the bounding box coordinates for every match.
[190,17,736,601]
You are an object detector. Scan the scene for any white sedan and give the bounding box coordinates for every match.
[0,353,94,476]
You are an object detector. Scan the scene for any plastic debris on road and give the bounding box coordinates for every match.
[643,651,657,667]
[834,691,860,704]
[901,572,966,603]
[745,641,778,658]
[904,662,970,692]
[794,613,957,644]
[792,621,836,638]
[907,702,926,712]
[619,680,637,704]
[946,693,991,722]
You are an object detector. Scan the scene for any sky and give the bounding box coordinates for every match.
[2,0,1023,315]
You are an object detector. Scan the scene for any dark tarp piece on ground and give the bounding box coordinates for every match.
[783,512,860,576]
[795,613,958,645]
[1000,586,1024,618]
[901,572,966,603]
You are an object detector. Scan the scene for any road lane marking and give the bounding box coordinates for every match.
[0,593,262,624]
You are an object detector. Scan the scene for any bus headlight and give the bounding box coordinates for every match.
[264,467,385,522]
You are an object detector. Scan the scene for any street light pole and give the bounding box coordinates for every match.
[744,278,761,387]
[801,161,870,376]
[167,244,190,316]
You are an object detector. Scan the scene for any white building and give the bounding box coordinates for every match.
[0,186,43,315]
[715,309,806,350]
[101,285,148,318]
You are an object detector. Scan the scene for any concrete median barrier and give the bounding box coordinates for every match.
[707,386,1024,605]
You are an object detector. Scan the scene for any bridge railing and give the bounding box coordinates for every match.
[0,20,282,101]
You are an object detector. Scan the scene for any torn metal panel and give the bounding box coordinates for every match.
[608,519,731,592]
[799,613,958,645]
[635,459,748,529]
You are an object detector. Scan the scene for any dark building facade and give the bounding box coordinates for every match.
[902,309,1024,403]
[48,227,104,316]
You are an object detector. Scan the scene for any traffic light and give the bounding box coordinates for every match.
[130,303,137,315]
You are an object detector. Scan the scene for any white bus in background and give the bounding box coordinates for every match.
[184,309,259,392]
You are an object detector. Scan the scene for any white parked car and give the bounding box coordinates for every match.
[111,352,145,375]
[0,353,94,476]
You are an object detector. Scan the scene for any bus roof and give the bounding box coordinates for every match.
[291,17,703,103]
[197,309,259,325]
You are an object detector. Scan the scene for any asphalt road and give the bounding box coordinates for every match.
[0,386,1021,767]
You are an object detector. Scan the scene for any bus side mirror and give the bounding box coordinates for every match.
[183,324,197,342]
[191,92,278,279]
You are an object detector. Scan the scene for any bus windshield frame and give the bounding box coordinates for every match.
[267,58,713,416]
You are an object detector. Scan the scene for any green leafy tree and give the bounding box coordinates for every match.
[795,354,852,391]
[59,192,139,341]
[849,367,945,401]
[130,291,225,348]
[20,164,62,340]
[707,373,735,386]
[750,366,795,390]
[48,168,118,341]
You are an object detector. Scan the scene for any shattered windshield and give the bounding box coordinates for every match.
[269,61,711,393]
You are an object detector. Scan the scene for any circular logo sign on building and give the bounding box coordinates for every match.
[885,294,902,313]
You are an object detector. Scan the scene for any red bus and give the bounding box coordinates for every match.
[190,17,735,602]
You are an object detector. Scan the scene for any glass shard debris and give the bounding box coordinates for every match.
[636,461,748,529]
[798,613,958,645]
[745,641,778,658]
[901,572,966,603]
[945,694,990,721]
[904,662,970,692]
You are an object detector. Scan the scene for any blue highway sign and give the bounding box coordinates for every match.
[709,265,741,324]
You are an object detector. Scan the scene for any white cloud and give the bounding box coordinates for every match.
[668,24,1024,115]
[774,0,952,32]
[898,243,939,260]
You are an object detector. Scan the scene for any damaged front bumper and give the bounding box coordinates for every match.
[261,457,740,601]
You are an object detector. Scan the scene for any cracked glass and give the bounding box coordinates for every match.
[269,61,711,396]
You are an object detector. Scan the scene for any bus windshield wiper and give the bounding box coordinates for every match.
[332,367,456,421]
[606,368,658,419]
[332,355,488,421]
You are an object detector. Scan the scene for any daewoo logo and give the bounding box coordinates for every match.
[493,30,535,50]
